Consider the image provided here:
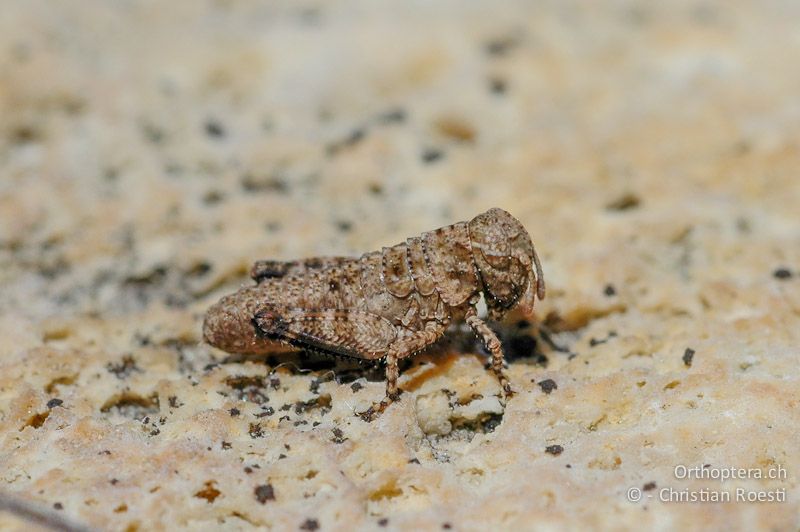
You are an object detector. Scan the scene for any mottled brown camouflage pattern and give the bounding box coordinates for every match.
[203,207,545,419]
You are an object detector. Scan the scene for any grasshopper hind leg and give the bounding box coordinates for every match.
[357,321,446,422]
[357,353,400,421]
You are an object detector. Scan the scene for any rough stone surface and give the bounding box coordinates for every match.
[1,1,799,530]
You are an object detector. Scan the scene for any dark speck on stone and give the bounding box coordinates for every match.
[142,124,164,144]
[331,427,347,444]
[203,190,225,205]
[377,108,406,124]
[773,268,792,280]
[254,484,275,504]
[683,348,695,368]
[485,36,519,56]
[378,518,389,527]
[538,379,558,394]
[47,398,63,409]
[188,262,212,277]
[421,148,444,164]
[229,408,240,417]
[442,523,452,530]
[344,128,365,145]
[300,518,319,531]
[351,381,363,393]
[53,503,63,510]
[327,128,365,155]
[643,481,657,491]
[106,355,142,379]
[589,337,606,347]
[606,193,641,211]
[604,284,617,296]
[205,119,225,138]
[241,174,288,194]
[489,77,507,94]
[256,406,275,418]
[335,220,353,233]
[545,444,564,455]
[249,423,263,438]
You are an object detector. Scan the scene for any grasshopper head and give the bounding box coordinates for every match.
[468,208,545,321]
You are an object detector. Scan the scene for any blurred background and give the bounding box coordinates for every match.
[2,0,798,327]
